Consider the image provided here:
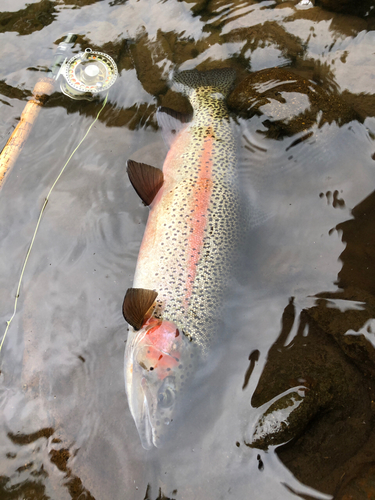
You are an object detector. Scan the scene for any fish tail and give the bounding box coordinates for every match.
[172,68,236,98]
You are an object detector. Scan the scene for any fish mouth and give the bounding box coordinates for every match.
[130,376,160,450]
[125,345,155,449]
[130,375,172,450]
[136,378,154,450]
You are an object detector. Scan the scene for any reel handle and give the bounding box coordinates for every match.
[50,33,77,79]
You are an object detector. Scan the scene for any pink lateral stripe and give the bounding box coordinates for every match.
[184,133,214,306]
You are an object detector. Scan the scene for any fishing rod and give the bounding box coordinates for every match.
[0,34,118,354]
[0,33,118,188]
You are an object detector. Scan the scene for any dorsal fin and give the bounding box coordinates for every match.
[127,160,164,206]
[157,107,191,147]
[123,288,158,330]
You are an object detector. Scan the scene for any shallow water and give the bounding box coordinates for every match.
[1,0,375,499]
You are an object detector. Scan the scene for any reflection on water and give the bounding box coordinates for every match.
[0,0,375,498]
[247,186,375,497]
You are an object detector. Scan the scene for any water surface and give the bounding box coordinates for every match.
[1,0,375,498]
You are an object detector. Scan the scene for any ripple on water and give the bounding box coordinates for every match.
[0,0,375,498]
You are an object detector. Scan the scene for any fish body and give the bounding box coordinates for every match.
[124,68,241,449]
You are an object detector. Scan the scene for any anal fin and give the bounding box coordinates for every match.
[123,288,158,331]
[127,160,164,206]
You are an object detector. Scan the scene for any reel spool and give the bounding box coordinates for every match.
[59,48,118,101]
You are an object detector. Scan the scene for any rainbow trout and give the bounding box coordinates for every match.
[123,68,241,449]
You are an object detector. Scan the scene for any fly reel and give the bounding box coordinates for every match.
[59,48,118,101]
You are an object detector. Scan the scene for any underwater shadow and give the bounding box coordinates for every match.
[245,189,375,499]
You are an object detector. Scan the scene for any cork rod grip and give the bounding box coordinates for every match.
[0,77,55,188]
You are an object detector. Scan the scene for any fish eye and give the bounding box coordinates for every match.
[157,385,175,409]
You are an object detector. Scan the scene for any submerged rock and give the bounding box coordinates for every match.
[318,0,375,17]
[246,191,375,495]
[228,67,359,139]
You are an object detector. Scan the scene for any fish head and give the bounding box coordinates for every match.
[125,317,194,449]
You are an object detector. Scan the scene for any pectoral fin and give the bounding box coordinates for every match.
[123,288,158,330]
[127,160,164,206]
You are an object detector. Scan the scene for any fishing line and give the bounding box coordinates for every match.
[0,93,109,354]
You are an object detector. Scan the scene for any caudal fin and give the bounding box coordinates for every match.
[172,68,236,98]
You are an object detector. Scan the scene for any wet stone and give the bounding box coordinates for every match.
[318,0,375,17]
[228,67,359,139]
[335,462,375,500]
[283,4,368,36]
[274,1,298,9]
[223,21,304,63]
[249,292,375,495]
[182,0,210,16]
[159,89,193,117]
[128,30,170,97]
[0,0,57,36]
[206,0,259,17]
